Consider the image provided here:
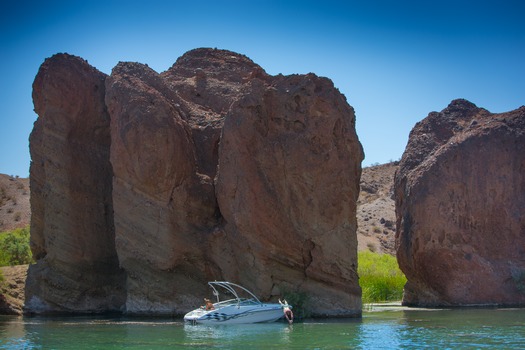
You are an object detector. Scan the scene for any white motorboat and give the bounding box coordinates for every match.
[183,281,289,324]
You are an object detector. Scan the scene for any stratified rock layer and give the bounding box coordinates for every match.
[27,49,363,316]
[27,54,125,313]
[395,99,525,307]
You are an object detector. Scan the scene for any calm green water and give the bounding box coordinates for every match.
[1,308,524,349]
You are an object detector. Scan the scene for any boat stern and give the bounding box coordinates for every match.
[183,308,207,323]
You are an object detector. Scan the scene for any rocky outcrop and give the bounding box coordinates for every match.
[27,54,125,314]
[395,99,525,307]
[0,265,28,315]
[215,73,363,315]
[27,49,363,316]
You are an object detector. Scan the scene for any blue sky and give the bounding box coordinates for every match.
[1,0,524,177]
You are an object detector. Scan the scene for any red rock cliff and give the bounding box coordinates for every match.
[27,49,364,316]
[27,54,125,313]
[395,99,525,307]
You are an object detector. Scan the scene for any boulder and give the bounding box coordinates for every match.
[395,99,525,306]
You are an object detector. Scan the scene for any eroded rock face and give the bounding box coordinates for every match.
[27,49,363,316]
[395,99,525,306]
[105,59,223,314]
[27,54,125,313]
[215,73,363,315]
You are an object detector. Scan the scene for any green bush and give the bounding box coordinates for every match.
[358,250,406,303]
[0,226,33,266]
[512,270,525,295]
[280,287,311,320]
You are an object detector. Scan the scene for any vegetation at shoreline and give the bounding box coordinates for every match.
[358,250,406,303]
[281,287,311,320]
[0,225,32,266]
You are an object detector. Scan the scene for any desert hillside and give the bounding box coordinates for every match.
[0,174,30,232]
[0,174,31,315]
[357,162,397,255]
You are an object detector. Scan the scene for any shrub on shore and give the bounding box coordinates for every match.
[0,226,32,266]
[358,250,406,303]
[280,287,311,320]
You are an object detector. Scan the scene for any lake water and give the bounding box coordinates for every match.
[1,307,524,349]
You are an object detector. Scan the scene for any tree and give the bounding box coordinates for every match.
[0,226,33,266]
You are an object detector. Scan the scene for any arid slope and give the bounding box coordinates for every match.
[357,162,397,255]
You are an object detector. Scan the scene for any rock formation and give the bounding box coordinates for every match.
[215,73,362,314]
[395,99,525,307]
[27,54,125,313]
[27,48,364,316]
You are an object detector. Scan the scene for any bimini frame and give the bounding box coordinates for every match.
[208,281,262,304]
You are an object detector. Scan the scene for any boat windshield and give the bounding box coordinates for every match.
[208,281,262,305]
[214,298,260,308]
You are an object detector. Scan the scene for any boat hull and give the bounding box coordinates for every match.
[184,304,284,324]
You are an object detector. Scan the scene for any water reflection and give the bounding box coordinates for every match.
[355,313,405,348]
[1,309,524,349]
[398,308,525,348]
[183,322,294,347]
[0,316,34,349]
